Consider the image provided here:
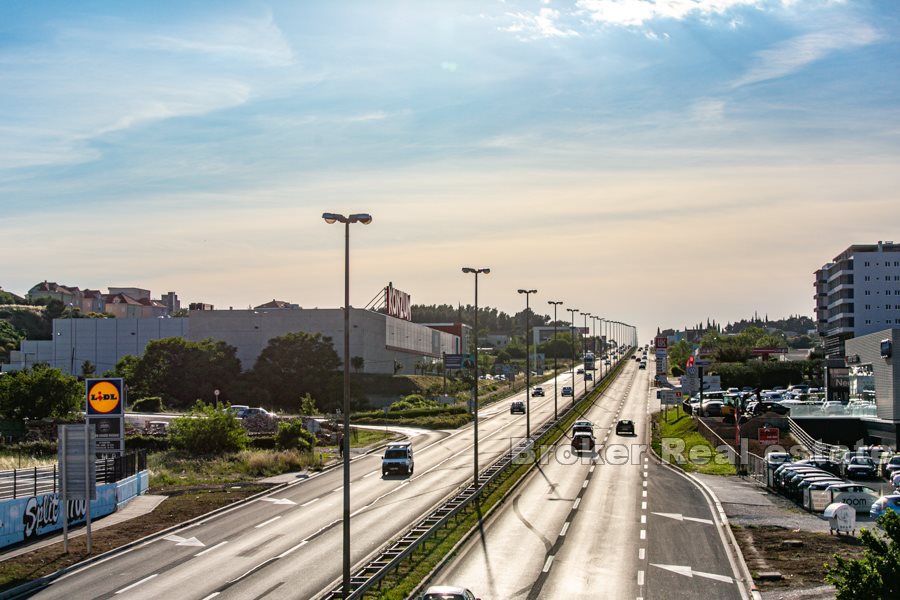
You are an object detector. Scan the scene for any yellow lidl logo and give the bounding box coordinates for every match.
[87,381,121,414]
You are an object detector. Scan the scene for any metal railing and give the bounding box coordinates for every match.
[0,450,147,500]
[319,352,633,600]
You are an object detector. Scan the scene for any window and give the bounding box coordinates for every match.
[865,304,871,310]
[864,275,870,281]
[865,261,870,266]
[865,319,871,324]
[865,290,871,295]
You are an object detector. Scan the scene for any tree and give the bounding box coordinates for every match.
[0,320,24,363]
[0,364,82,421]
[104,354,140,380]
[249,332,341,412]
[667,339,692,374]
[299,393,319,416]
[351,356,365,373]
[825,510,900,599]
[168,401,248,454]
[131,337,242,410]
[81,360,96,377]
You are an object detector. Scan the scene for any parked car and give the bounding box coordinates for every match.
[843,456,878,479]
[702,401,724,417]
[824,483,880,513]
[883,455,900,479]
[510,401,526,415]
[531,386,545,397]
[238,407,276,419]
[227,404,250,416]
[870,494,900,519]
[382,443,414,477]
[562,386,573,397]
[615,419,635,436]
[422,586,480,600]
[820,401,845,415]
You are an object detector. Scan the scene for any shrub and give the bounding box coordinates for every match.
[275,420,315,451]
[125,434,170,452]
[168,401,249,455]
[131,397,164,412]
[389,394,438,412]
[249,435,277,450]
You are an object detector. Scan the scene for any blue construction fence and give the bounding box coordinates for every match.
[0,451,149,550]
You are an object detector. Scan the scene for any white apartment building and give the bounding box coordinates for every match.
[815,241,900,358]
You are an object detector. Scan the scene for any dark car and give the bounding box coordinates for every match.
[572,432,595,453]
[510,401,526,415]
[531,386,545,397]
[883,455,900,479]
[844,456,878,479]
[615,419,635,436]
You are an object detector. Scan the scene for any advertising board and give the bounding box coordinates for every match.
[85,378,125,457]
[758,427,780,446]
[384,283,412,321]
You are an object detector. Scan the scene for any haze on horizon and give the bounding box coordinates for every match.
[2,0,899,340]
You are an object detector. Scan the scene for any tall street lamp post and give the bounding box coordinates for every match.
[463,267,490,489]
[547,300,563,420]
[322,211,372,599]
[566,308,578,403]
[518,289,537,438]
[590,315,600,389]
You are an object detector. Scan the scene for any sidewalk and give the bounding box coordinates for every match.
[0,495,167,562]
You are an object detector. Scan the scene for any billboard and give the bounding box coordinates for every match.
[85,378,125,457]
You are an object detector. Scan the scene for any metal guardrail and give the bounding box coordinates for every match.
[319,351,633,600]
[0,450,148,500]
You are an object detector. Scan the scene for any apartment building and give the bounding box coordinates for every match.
[815,241,900,358]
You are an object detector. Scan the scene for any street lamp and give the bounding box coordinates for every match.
[518,289,537,439]
[548,300,563,420]
[566,308,578,404]
[590,315,601,388]
[462,267,490,489]
[322,211,372,598]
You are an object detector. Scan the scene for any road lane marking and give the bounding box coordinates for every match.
[642,490,647,498]
[301,498,319,507]
[640,529,646,540]
[201,594,220,600]
[573,498,581,510]
[559,522,570,537]
[643,480,647,487]
[638,570,645,586]
[255,516,282,529]
[641,501,647,510]
[195,541,228,557]
[582,480,589,489]
[277,540,308,558]
[115,574,158,594]
[641,515,646,524]
[589,465,595,473]
[651,563,734,583]
[639,548,645,560]
[651,512,714,525]
[542,555,554,573]
[332,486,343,493]
[363,471,379,478]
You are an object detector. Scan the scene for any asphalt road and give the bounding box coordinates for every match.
[25,366,602,600]
[432,358,746,600]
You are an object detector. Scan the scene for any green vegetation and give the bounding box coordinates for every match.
[274,419,316,451]
[148,449,324,487]
[130,396,164,412]
[0,364,81,421]
[652,411,737,476]
[168,402,249,454]
[826,510,900,599]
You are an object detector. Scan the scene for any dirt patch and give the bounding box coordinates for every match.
[0,483,272,593]
[732,524,865,592]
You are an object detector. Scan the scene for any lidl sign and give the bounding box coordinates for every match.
[86,378,124,416]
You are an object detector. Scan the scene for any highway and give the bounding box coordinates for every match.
[24,366,601,600]
[432,358,746,600]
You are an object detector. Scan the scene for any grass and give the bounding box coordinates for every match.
[148,449,324,488]
[0,453,56,470]
[652,409,737,476]
[349,428,397,448]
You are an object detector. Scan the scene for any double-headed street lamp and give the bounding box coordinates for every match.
[580,311,591,358]
[463,267,490,489]
[547,300,563,420]
[590,315,601,388]
[322,211,372,598]
[566,307,578,403]
[518,289,537,439]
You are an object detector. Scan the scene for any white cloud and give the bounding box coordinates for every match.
[576,0,765,27]
[502,7,580,40]
[732,24,882,87]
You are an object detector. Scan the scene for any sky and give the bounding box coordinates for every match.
[2,0,900,341]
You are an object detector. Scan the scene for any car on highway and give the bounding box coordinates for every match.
[870,494,900,519]
[382,442,414,477]
[584,372,593,381]
[615,419,635,436]
[638,362,646,370]
[562,386,573,397]
[510,401,526,415]
[843,456,878,479]
[421,586,480,600]
[572,431,595,454]
[576,368,584,374]
[572,420,593,436]
[531,386,545,397]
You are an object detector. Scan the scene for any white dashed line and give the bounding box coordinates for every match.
[639,548,645,560]
[277,540,308,558]
[582,480,589,489]
[560,522,570,537]
[201,594,220,600]
[543,555,555,573]
[640,529,646,540]
[643,480,647,487]
[301,498,319,507]
[642,501,647,510]
[638,570,645,586]
[116,574,158,594]
[641,515,646,524]
[363,471,378,478]
[332,486,343,493]
[573,498,581,510]
[255,516,282,529]
[195,541,228,557]
[589,465,595,473]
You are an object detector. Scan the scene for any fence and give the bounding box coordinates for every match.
[0,450,147,500]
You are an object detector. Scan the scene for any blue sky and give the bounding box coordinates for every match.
[2,0,899,338]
